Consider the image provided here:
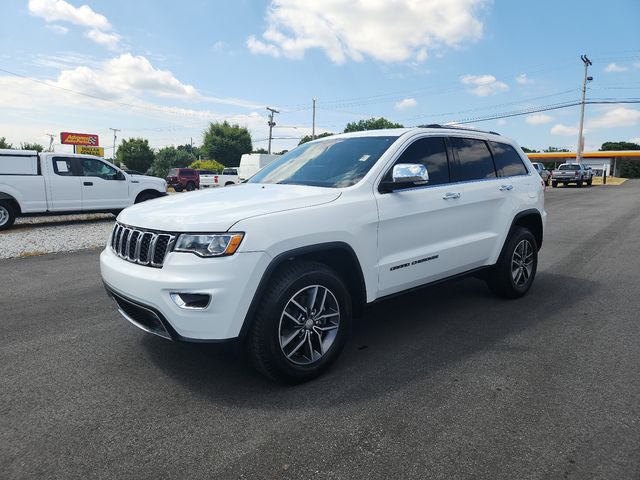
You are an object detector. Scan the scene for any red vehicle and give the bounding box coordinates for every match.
[166,168,199,191]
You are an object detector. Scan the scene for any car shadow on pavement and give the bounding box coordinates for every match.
[141,271,597,408]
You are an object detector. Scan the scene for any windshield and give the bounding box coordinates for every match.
[559,164,580,170]
[168,168,178,176]
[248,136,398,187]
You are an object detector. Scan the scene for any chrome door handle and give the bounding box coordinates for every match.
[499,184,513,191]
[442,192,461,200]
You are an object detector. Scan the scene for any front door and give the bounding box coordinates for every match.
[48,156,82,211]
[79,157,130,210]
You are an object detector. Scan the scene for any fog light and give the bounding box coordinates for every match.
[170,292,211,310]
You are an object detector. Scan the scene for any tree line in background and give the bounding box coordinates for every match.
[3,119,640,178]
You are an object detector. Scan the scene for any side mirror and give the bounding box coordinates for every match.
[380,164,429,193]
[116,171,126,181]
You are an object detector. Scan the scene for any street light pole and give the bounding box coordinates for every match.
[109,127,121,161]
[312,98,316,140]
[266,107,279,154]
[576,54,592,164]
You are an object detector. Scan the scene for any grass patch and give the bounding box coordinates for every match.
[591,176,627,186]
[19,251,46,258]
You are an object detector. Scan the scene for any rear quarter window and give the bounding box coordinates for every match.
[489,142,528,177]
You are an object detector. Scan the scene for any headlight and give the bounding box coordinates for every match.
[174,232,244,257]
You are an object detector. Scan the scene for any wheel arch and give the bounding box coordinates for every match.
[239,242,367,339]
[504,209,544,254]
[0,191,22,214]
[134,189,162,204]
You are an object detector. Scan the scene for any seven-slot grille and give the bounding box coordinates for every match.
[110,223,176,267]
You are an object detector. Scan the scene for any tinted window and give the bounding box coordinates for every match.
[559,164,580,170]
[385,137,449,186]
[490,142,528,177]
[52,157,75,176]
[80,158,118,180]
[450,138,496,182]
[249,136,398,188]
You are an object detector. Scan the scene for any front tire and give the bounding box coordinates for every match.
[248,261,352,383]
[551,181,558,188]
[186,182,196,191]
[0,201,16,231]
[486,227,538,299]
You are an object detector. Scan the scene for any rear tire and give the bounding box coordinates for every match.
[486,227,538,299]
[248,261,352,383]
[551,181,558,188]
[174,186,183,192]
[186,182,196,191]
[0,201,16,231]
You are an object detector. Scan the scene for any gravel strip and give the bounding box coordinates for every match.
[0,214,115,259]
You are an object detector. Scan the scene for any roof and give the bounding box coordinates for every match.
[528,151,640,159]
[325,126,505,141]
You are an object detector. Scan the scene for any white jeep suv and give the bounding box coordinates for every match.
[100,126,546,383]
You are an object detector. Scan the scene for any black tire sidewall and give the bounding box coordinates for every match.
[252,264,352,383]
[0,201,16,230]
[503,228,538,296]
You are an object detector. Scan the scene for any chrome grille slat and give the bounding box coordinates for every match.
[110,223,175,268]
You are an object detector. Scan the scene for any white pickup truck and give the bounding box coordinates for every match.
[0,149,167,230]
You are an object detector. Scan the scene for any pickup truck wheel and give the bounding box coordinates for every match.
[248,261,352,383]
[577,180,583,188]
[486,227,538,299]
[551,181,557,188]
[0,201,16,231]
[135,192,157,204]
[186,182,196,191]
[224,181,235,186]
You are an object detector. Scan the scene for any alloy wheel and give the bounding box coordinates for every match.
[0,206,8,226]
[511,239,534,287]
[278,285,340,366]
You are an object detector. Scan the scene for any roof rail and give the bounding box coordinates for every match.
[417,124,501,136]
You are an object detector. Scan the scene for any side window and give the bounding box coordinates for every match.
[80,158,118,180]
[52,157,76,176]
[385,137,450,186]
[490,142,528,177]
[449,137,496,182]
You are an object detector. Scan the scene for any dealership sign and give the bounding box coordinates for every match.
[75,145,105,157]
[60,132,99,146]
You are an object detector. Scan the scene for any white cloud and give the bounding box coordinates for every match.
[86,29,121,50]
[395,98,417,110]
[515,73,532,84]
[550,124,579,136]
[526,113,552,125]
[211,41,225,52]
[28,0,119,49]
[28,0,110,29]
[46,24,68,34]
[604,63,628,73]
[635,63,640,70]
[54,54,198,100]
[630,137,640,145]
[496,119,507,126]
[588,107,640,129]
[460,74,508,96]
[247,0,488,64]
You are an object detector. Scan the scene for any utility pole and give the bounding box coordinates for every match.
[45,133,55,152]
[266,107,279,154]
[109,127,121,161]
[190,137,193,154]
[312,98,316,140]
[576,55,593,164]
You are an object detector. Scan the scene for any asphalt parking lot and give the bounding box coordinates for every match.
[2,182,639,480]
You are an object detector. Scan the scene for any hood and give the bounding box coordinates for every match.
[131,174,164,184]
[118,183,341,232]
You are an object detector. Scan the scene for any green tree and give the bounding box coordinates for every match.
[201,121,252,167]
[151,146,196,177]
[177,143,202,159]
[0,137,13,149]
[189,159,225,172]
[116,138,155,173]
[252,147,269,154]
[600,141,640,151]
[344,117,404,133]
[544,146,570,153]
[20,142,44,152]
[601,141,640,178]
[521,147,539,153]
[298,132,334,145]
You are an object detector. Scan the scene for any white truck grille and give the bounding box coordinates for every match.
[110,223,176,268]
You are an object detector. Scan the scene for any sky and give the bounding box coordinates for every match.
[1,0,639,156]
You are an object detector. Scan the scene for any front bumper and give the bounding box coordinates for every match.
[100,246,271,341]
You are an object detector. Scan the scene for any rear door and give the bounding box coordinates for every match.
[47,156,82,211]
[78,157,130,210]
